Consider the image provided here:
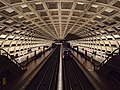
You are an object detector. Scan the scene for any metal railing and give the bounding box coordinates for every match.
[0,48,26,70]
[93,48,120,71]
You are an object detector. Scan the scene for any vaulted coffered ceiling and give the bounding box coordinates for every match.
[0,0,120,40]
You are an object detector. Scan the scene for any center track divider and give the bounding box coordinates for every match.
[13,47,57,90]
[57,45,63,90]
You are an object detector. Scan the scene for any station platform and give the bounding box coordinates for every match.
[0,48,55,90]
[0,46,120,90]
[72,50,117,90]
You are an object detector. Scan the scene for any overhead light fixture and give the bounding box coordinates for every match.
[77,2,84,5]
[5,8,14,13]
[6,19,13,23]
[35,2,42,5]
[0,34,7,38]
[15,30,20,33]
[106,35,113,38]
[101,30,106,33]
[96,32,100,34]
[21,4,27,8]
[91,4,99,8]
[113,35,120,38]
[8,35,14,38]
[18,15,23,18]
[107,28,113,32]
[97,37,100,39]
[96,16,102,18]
[21,37,24,39]
[7,28,13,31]
[101,36,106,39]
[15,24,21,27]
[105,8,114,13]
[15,36,20,39]
[91,20,95,22]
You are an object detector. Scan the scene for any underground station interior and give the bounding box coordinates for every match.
[0,0,120,90]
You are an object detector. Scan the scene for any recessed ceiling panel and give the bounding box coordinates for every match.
[0,0,119,40]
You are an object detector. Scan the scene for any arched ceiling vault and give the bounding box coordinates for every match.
[0,0,120,40]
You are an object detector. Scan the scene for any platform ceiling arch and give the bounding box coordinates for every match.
[0,0,119,40]
[0,0,120,57]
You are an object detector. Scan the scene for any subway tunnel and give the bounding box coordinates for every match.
[0,0,120,90]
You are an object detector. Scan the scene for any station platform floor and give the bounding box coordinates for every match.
[72,50,119,90]
[1,47,119,90]
[1,48,55,90]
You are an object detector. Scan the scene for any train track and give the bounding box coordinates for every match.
[62,57,95,90]
[26,47,95,90]
[25,47,60,90]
